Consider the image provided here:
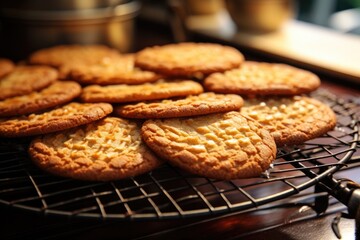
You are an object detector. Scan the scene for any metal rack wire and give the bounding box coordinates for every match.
[0,89,358,220]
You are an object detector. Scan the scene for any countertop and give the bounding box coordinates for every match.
[185,10,360,84]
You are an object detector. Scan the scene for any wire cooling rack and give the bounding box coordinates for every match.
[0,89,358,220]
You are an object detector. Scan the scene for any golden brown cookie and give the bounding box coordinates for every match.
[64,54,162,85]
[80,80,204,103]
[240,96,337,146]
[141,111,276,180]
[134,42,244,77]
[204,61,321,96]
[0,102,112,138]
[29,44,120,67]
[0,65,58,100]
[0,58,15,78]
[28,44,120,78]
[115,93,244,119]
[29,117,162,181]
[0,81,82,117]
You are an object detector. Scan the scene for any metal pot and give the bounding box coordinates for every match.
[0,0,140,60]
[0,0,131,11]
[225,0,295,32]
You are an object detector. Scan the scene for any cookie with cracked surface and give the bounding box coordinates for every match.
[28,44,120,78]
[64,54,162,85]
[141,111,276,180]
[80,80,204,103]
[0,102,112,138]
[135,42,244,77]
[0,65,58,100]
[29,117,162,181]
[0,81,82,117]
[115,93,244,119]
[204,61,321,96]
[0,58,15,78]
[240,96,337,146]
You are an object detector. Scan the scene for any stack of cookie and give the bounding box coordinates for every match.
[0,42,336,181]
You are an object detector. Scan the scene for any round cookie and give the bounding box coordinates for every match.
[204,61,321,96]
[29,117,162,181]
[29,44,120,67]
[0,65,58,100]
[80,80,204,103]
[0,102,113,138]
[240,96,337,146]
[28,44,120,78]
[141,111,276,180]
[0,81,82,117]
[115,93,244,119]
[134,42,244,77]
[0,58,15,78]
[65,54,162,85]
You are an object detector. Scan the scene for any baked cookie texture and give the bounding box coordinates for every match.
[141,111,276,180]
[80,80,204,103]
[0,58,15,78]
[204,61,321,96]
[0,66,58,100]
[28,44,120,78]
[0,81,82,117]
[115,92,244,119]
[135,42,244,77]
[0,102,113,138]
[0,43,338,182]
[64,54,162,85]
[240,96,337,146]
[29,117,162,181]
[29,44,120,67]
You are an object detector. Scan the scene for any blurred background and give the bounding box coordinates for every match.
[1,0,359,84]
[297,0,360,33]
[140,0,360,35]
[0,0,359,60]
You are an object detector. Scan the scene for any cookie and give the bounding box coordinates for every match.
[0,65,58,100]
[134,42,244,77]
[28,44,120,78]
[141,111,276,180]
[115,93,244,119]
[204,61,321,96]
[64,54,162,85]
[0,102,112,138]
[0,81,82,117]
[240,96,337,146]
[29,117,162,181]
[80,80,204,103]
[0,58,15,78]
[29,44,120,67]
